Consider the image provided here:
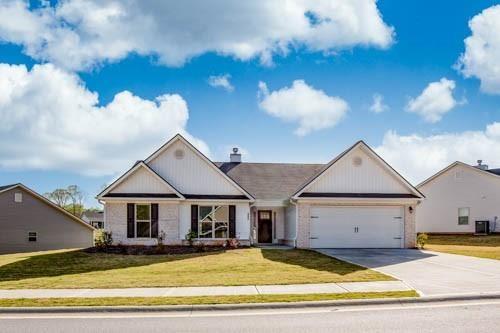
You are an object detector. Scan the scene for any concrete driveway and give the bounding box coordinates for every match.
[318,249,500,296]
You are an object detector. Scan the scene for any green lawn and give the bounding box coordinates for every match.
[426,234,500,260]
[0,291,418,307]
[0,248,392,289]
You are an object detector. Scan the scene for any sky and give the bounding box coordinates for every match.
[1,0,500,208]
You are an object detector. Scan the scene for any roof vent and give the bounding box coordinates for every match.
[174,149,185,160]
[475,160,488,170]
[230,147,241,163]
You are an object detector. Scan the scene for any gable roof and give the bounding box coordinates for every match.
[144,134,255,200]
[0,183,95,231]
[82,210,104,220]
[0,184,17,192]
[291,140,424,199]
[97,161,185,199]
[487,168,500,176]
[417,161,500,188]
[215,162,323,200]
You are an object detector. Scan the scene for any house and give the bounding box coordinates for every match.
[82,210,104,229]
[416,160,500,234]
[97,134,424,248]
[0,183,95,254]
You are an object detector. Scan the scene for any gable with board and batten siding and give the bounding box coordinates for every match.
[145,135,253,198]
[293,141,422,199]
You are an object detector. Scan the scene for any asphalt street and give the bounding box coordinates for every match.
[1,299,500,333]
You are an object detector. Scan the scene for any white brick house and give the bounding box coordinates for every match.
[98,134,424,248]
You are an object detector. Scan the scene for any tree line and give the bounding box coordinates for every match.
[44,185,87,217]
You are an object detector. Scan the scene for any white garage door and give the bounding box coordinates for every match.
[310,206,404,248]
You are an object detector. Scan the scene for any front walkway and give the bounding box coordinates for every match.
[0,281,411,299]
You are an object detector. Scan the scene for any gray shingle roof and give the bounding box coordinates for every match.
[0,184,18,192]
[215,162,324,200]
[82,210,104,220]
[487,168,500,176]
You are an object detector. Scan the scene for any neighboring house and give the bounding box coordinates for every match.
[97,134,424,248]
[82,210,104,229]
[0,183,95,254]
[416,161,500,234]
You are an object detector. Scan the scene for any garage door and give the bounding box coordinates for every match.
[310,206,404,248]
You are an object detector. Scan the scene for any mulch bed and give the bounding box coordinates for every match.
[84,245,243,255]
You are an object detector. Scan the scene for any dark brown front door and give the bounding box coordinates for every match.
[258,210,273,243]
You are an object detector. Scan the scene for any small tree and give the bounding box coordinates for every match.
[44,188,70,207]
[185,230,197,246]
[95,230,113,248]
[417,233,428,249]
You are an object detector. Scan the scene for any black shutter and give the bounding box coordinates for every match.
[229,205,236,238]
[151,203,159,238]
[191,205,198,235]
[127,203,135,238]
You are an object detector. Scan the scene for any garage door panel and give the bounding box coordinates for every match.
[310,206,403,248]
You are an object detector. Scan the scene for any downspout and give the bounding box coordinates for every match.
[289,198,298,248]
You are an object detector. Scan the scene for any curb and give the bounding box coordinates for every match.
[1,292,500,314]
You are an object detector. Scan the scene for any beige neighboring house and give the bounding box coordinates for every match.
[417,161,500,234]
[97,134,424,248]
[0,183,95,254]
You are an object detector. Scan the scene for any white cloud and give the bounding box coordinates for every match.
[208,74,234,92]
[375,123,500,184]
[258,80,349,136]
[406,78,462,123]
[369,93,389,113]
[0,0,394,71]
[456,5,500,94]
[0,63,208,176]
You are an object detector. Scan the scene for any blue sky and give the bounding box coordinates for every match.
[0,0,500,207]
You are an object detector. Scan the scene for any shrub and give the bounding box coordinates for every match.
[95,230,113,248]
[225,238,240,249]
[417,233,428,249]
[185,230,197,246]
[157,230,166,246]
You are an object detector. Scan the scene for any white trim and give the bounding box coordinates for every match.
[100,198,182,203]
[252,199,288,207]
[296,197,420,205]
[97,162,185,200]
[292,141,424,200]
[144,134,255,201]
[135,203,152,238]
[417,161,500,188]
[0,184,95,231]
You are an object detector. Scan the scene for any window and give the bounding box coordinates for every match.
[28,231,37,242]
[14,192,22,203]
[198,205,229,239]
[135,204,151,237]
[458,207,469,225]
[92,221,104,229]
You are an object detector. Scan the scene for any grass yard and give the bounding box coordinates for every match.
[0,248,392,289]
[0,291,418,307]
[425,234,500,260]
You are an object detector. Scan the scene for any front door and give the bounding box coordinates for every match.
[258,210,273,243]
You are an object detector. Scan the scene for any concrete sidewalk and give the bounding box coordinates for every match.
[0,281,411,299]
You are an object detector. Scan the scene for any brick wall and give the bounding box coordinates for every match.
[105,202,180,245]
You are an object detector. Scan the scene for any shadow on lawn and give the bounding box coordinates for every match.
[260,249,369,276]
[0,249,223,283]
